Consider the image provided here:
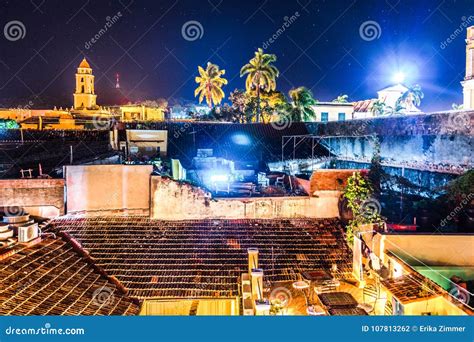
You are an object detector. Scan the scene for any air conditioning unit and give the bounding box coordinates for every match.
[18,223,39,243]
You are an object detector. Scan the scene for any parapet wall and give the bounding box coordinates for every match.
[150,176,340,220]
[312,111,474,137]
[65,165,153,215]
[0,179,65,217]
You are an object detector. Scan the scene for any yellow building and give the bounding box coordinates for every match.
[73,58,98,110]
[120,104,165,121]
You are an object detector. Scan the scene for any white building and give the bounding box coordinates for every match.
[353,84,421,119]
[311,102,354,122]
[462,26,474,109]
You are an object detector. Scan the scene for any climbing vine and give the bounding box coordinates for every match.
[343,171,385,245]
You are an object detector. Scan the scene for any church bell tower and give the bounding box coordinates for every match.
[73,58,97,110]
[462,26,474,109]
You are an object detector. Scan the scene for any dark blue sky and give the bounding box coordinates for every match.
[0,0,472,112]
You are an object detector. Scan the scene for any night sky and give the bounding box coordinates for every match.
[0,0,472,112]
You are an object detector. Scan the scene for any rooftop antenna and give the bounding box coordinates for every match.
[115,73,120,89]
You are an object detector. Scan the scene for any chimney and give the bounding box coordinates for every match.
[251,268,264,301]
[247,248,258,276]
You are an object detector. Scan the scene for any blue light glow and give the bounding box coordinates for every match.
[231,133,251,146]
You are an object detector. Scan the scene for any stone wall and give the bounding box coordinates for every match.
[312,111,474,137]
[0,179,65,217]
[150,176,340,220]
[324,134,473,166]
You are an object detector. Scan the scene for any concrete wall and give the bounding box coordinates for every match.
[378,234,474,267]
[150,176,340,220]
[0,179,64,217]
[65,165,153,214]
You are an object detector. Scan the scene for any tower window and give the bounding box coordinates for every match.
[81,85,84,93]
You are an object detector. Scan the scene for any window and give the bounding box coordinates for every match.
[338,112,346,121]
[321,112,329,122]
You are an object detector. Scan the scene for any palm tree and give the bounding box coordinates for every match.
[194,62,228,108]
[332,94,349,103]
[370,99,386,116]
[385,102,405,115]
[396,84,424,111]
[287,87,317,122]
[240,48,279,122]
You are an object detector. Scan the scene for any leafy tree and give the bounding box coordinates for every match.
[370,99,386,116]
[286,87,317,122]
[194,62,228,108]
[385,102,406,115]
[260,91,288,123]
[240,48,279,122]
[396,84,424,111]
[332,94,349,103]
[229,89,288,123]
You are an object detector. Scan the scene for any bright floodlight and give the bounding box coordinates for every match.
[210,174,228,183]
[392,72,405,84]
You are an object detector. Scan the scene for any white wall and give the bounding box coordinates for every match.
[312,103,353,122]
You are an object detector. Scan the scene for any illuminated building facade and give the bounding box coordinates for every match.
[462,26,474,109]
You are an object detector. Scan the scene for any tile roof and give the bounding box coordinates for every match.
[49,216,353,299]
[353,99,376,113]
[381,273,442,304]
[0,237,139,315]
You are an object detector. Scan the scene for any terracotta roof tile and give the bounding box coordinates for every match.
[0,238,139,315]
[49,217,353,299]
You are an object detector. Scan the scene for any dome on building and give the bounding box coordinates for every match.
[79,58,91,69]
